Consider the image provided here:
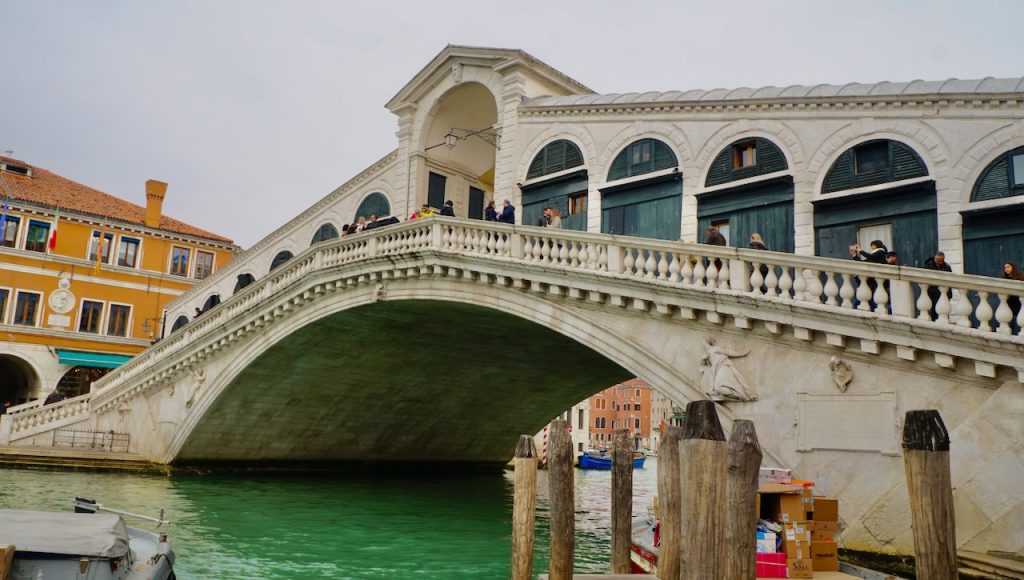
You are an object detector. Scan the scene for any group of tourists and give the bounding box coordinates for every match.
[342,213,400,235]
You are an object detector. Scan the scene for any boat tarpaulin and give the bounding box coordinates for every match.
[55,350,132,369]
[0,510,130,558]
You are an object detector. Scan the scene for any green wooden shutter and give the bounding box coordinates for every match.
[527,140,585,180]
[823,140,928,193]
[891,142,927,181]
[608,139,677,181]
[972,147,1024,202]
[823,150,855,193]
[705,138,789,186]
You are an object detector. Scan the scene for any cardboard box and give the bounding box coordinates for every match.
[811,540,839,571]
[756,531,777,553]
[812,497,839,522]
[761,492,809,523]
[788,557,815,578]
[811,520,838,541]
[756,552,786,564]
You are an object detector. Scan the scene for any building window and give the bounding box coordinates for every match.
[1,216,18,247]
[595,417,606,429]
[0,288,8,323]
[578,409,584,429]
[78,300,104,334]
[854,141,889,175]
[107,304,131,337]
[631,141,652,165]
[635,418,641,430]
[117,237,140,268]
[568,192,588,216]
[170,246,190,276]
[1013,153,1024,187]
[578,442,584,452]
[635,388,641,397]
[612,420,617,430]
[13,291,41,326]
[733,140,757,169]
[25,221,50,253]
[194,251,214,280]
[634,404,642,411]
[88,231,114,264]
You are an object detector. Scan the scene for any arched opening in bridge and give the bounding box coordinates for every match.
[269,251,294,272]
[174,300,638,465]
[421,82,498,220]
[698,137,793,252]
[814,139,935,267]
[963,145,1024,278]
[521,140,588,231]
[56,365,111,398]
[0,355,39,405]
[601,139,681,241]
[234,273,256,294]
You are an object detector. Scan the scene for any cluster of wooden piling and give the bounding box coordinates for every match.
[511,403,957,580]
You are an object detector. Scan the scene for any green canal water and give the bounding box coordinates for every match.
[0,461,657,579]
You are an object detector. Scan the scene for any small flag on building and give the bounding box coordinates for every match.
[47,206,60,252]
[0,196,8,240]
[94,226,107,274]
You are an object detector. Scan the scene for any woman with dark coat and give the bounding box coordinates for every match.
[854,240,887,264]
[484,201,498,222]
[1004,261,1024,334]
[748,232,768,251]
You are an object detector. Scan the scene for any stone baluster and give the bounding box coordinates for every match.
[874,281,890,314]
[693,258,707,288]
[680,256,694,285]
[750,263,764,296]
[569,241,580,267]
[976,291,994,332]
[823,272,839,305]
[916,283,933,321]
[779,267,794,299]
[577,243,589,269]
[597,245,608,271]
[839,273,855,308]
[1017,296,1024,335]
[558,241,569,265]
[805,270,824,303]
[588,243,601,270]
[668,254,681,283]
[487,231,497,255]
[540,236,551,263]
[936,287,952,324]
[495,232,506,256]
[441,225,452,249]
[855,275,873,311]
[718,259,731,290]
[764,265,779,297]
[994,294,1013,335]
[705,259,719,288]
[644,251,658,279]
[623,248,635,276]
[523,236,534,261]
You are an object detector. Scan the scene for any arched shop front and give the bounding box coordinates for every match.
[521,140,588,231]
[600,138,682,241]
[963,145,1024,277]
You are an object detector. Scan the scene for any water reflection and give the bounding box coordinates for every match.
[0,460,656,579]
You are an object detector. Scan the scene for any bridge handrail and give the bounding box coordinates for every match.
[87,216,1023,408]
[7,392,92,436]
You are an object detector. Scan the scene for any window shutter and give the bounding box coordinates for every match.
[527,140,584,180]
[823,151,854,193]
[972,157,1013,202]
[891,142,927,181]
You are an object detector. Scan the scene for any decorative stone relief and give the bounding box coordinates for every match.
[451,62,463,84]
[185,368,207,409]
[700,337,757,402]
[48,273,76,314]
[829,357,853,393]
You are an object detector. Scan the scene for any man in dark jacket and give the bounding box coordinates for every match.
[924,251,953,320]
[439,201,455,217]
[497,199,516,224]
[705,225,727,246]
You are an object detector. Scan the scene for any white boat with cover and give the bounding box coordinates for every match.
[0,499,174,579]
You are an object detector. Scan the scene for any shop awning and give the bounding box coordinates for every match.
[56,350,133,369]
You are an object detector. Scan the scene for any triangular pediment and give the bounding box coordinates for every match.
[385,44,594,113]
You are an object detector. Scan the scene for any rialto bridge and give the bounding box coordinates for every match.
[2,46,1024,565]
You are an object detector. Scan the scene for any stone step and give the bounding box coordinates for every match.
[0,446,158,472]
[960,551,1024,579]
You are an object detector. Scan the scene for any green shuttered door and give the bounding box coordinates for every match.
[601,175,682,241]
[697,177,794,252]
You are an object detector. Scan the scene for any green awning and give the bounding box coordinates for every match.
[56,350,133,369]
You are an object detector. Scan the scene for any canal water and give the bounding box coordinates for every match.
[0,460,657,579]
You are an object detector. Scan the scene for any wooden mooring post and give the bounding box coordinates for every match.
[724,419,762,580]
[548,419,575,580]
[510,434,538,580]
[902,410,957,580]
[611,428,633,574]
[679,400,727,580]
[657,424,683,580]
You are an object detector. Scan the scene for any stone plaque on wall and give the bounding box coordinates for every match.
[47,314,71,328]
[797,392,898,455]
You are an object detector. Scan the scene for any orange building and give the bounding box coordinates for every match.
[0,155,237,405]
[588,378,653,451]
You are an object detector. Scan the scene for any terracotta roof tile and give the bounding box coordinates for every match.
[0,155,234,244]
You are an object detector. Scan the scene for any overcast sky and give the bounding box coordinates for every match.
[2,1,1022,248]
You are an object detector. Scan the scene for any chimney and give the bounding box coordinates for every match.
[144,180,168,228]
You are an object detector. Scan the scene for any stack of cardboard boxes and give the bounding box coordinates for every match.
[753,471,840,578]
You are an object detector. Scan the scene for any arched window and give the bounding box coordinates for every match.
[233,273,256,294]
[57,366,111,398]
[526,140,584,180]
[171,315,189,334]
[310,223,340,245]
[822,139,927,193]
[607,139,677,181]
[354,193,391,222]
[269,250,293,272]
[705,137,788,187]
[971,145,1024,202]
[201,294,221,313]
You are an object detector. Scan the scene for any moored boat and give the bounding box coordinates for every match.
[0,498,175,579]
[577,450,646,469]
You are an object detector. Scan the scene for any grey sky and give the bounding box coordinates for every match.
[2,0,1021,248]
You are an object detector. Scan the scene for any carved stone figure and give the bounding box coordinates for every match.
[829,357,853,393]
[700,337,757,402]
[451,62,464,84]
[185,368,207,409]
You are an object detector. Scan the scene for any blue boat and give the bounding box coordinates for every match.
[577,451,646,470]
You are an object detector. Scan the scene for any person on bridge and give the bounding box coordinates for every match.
[1004,262,1024,334]
[440,201,455,217]
[705,225,727,246]
[363,214,380,230]
[924,251,953,320]
[748,232,767,251]
[355,216,368,233]
[548,208,563,229]
[43,390,65,406]
[852,240,887,264]
[886,251,900,266]
[497,199,516,224]
[536,207,551,227]
[484,200,498,222]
